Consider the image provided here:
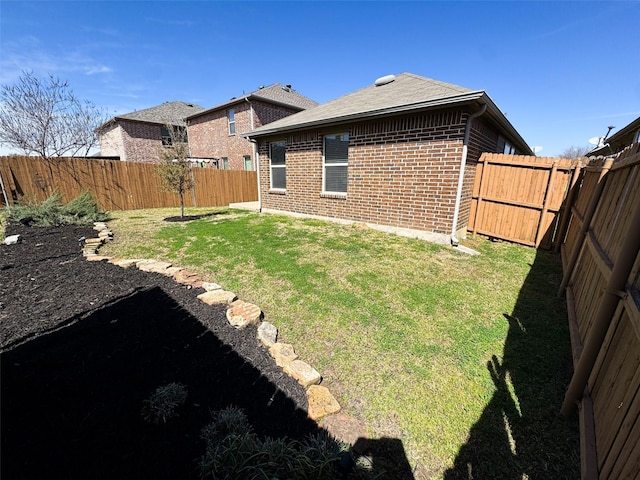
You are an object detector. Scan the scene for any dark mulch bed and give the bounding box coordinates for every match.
[0,223,320,479]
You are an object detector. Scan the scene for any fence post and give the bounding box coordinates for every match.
[472,155,488,237]
[534,160,558,248]
[561,194,640,415]
[554,162,583,253]
[0,169,9,207]
[558,158,614,296]
[190,163,197,208]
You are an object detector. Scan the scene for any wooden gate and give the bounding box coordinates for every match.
[468,153,581,249]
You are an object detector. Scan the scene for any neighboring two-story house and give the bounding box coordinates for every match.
[97,101,204,162]
[186,84,318,171]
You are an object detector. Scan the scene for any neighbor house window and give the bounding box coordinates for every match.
[244,155,252,171]
[270,141,286,189]
[227,109,235,135]
[222,157,229,170]
[323,133,349,194]
[160,126,172,146]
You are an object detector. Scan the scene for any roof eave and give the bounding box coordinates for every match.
[186,94,309,122]
[244,90,532,155]
[480,94,534,155]
[244,92,488,138]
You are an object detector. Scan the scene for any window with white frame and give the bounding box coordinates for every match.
[227,109,235,135]
[222,157,229,170]
[244,155,252,171]
[323,133,349,194]
[270,141,286,189]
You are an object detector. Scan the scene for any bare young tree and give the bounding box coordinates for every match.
[0,71,107,159]
[155,124,194,218]
[558,145,591,159]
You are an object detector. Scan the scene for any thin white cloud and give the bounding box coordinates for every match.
[0,36,115,83]
[144,17,197,27]
[85,66,113,75]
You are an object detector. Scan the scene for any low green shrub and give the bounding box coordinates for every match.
[7,191,108,227]
[199,406,378,480]
[141,382,188,424]
[60,191,108,224]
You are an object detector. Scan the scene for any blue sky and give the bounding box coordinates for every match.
[1,1,638,157]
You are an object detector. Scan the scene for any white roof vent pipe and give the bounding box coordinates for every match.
[374,74,396,86]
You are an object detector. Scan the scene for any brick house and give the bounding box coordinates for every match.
[245,73,532,245]
[97,101,204,162]
[186,84,318,171]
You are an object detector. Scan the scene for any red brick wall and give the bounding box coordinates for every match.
[456,116,501,232]
[187,100,301,170]
[258,110,475,236]
[120,120,165,163]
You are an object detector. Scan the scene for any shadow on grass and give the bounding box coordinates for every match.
[163,211,227,223]
[1,286,409,479]
[443,248,580,479]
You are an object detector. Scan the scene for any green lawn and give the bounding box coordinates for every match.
[100,207,579,478]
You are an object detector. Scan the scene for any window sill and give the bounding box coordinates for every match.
[320,192,347,199]
[269,189,286,195]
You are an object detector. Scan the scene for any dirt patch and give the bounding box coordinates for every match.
[0,224,317,479]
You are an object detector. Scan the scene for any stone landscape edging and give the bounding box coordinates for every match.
[82,222,362,445]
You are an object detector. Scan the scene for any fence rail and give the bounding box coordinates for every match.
[0,156,257,210]
[469,153,580,249]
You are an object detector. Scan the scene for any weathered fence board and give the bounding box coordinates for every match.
[469,153,578,249]
[559,143,640,480]
[0,156,257,210]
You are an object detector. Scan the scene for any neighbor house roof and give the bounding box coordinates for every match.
[244,72,532,154]
[588,116,640,156]
[186,83,319,121]
[99,101,205,130]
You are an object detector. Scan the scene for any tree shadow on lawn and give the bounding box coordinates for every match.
[444,248,580,479]
[163,211,227,223]
[1,286,402,479]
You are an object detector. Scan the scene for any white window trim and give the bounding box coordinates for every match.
[322,133,349,195]
[227,109,235,135]
[270,141,286,191]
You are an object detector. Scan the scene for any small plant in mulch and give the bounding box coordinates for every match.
[7,191,108,227]
[198,406,379,480]
[141,382,188,424]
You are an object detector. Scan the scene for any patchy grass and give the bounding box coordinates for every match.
[102,207,579,478]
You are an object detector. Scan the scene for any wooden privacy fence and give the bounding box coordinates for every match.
[468,153,583,249]
[558,144,640,479]
[0,156,258,210]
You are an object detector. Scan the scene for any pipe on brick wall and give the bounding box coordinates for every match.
[251,138,262,212]
[451,103,486,246]
[245,97,261,212]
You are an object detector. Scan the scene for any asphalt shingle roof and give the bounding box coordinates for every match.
[245,73,483,136]
[187,84,318,120]
[116,101,205,126]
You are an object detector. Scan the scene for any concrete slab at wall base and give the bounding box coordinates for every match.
[260,208,479,255]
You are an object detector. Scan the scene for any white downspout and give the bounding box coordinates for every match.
[251,139,261,212]
[245,97,261,212]
[451,103,486,246]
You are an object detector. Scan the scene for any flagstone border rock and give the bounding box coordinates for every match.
[83,221,369,448]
